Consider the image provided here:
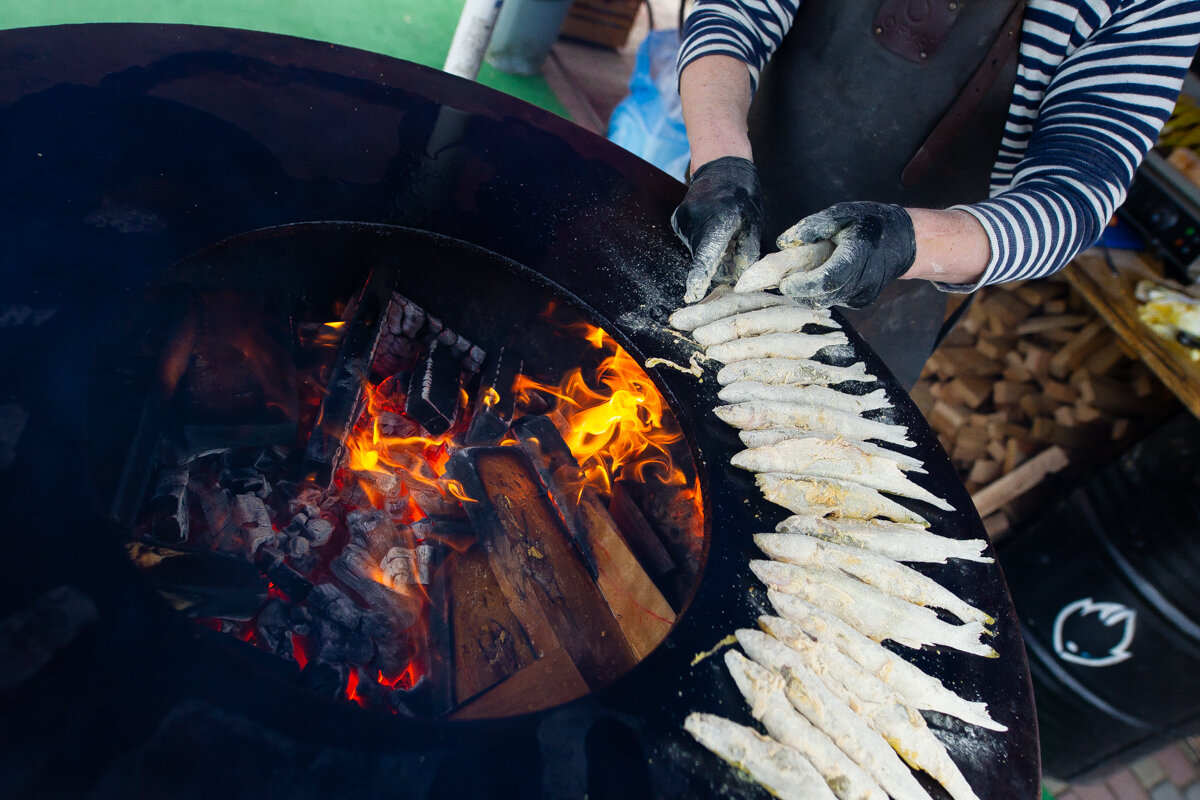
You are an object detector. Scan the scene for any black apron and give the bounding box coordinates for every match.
[748,0,1022,388]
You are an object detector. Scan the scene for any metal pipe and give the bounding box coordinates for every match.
[444,0,504,80]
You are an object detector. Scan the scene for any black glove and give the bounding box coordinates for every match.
[776,201,916,309]
[671,156,764,303]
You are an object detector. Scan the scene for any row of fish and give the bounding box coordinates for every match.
[666,285,1003,800]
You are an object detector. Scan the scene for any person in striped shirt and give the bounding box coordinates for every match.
[671,0,1200,317]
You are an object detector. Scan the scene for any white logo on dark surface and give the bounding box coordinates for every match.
[1052,598,1136,668]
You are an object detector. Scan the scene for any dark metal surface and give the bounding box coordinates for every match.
[0,24,1038,799]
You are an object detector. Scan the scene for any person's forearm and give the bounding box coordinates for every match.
[902,207,991,286]
[679,55,754,170]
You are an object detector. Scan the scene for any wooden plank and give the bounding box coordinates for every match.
[448,544,543,704]
[577,493,675,659]
[1064,250,1200,419]
[450,448,638,690]
[450,644,589,720]
[973,445,1071,517]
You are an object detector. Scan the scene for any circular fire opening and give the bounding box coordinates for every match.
[119,223,707,720]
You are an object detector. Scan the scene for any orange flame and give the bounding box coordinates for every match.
[513,324,687,499]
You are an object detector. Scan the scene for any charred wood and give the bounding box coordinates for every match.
[148,466,190,544]
[464,346,524,446]
[255,547,313,601]
[510,415,597,577]
[405,340,463,436]
[192,480,239,552]
[303,269,394,486]
[330,542,420,632]
[231,494,276,556]
[308,582,364,631]
[309,615,374,665]
[300,659,351,698]
[127,542,267,620]
[254,598,293,657]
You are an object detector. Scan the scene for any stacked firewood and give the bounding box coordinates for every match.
[911,274,1174,532]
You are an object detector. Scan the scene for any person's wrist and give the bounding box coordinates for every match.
[687,134,753,173]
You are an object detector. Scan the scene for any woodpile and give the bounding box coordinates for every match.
[911,274,1175,535]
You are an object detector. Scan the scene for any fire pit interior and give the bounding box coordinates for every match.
[110,221,706,720]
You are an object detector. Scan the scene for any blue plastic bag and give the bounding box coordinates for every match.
[606,29,691,181]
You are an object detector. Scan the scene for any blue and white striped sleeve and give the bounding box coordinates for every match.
[948,0,1200,291]
[677,0,801,92]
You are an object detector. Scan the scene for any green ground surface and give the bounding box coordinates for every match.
[0,0,569,117]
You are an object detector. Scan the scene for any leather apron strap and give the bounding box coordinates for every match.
[747,0,1022,388]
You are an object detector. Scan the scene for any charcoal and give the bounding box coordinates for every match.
[288,605,312,636]
[360,610,393,640]
[223,467,270,498]
[253,447,287,474]
[256,547,314,601]
[331,543,420,632]
[405,340,462,435]
[282,513,308,537]
[287,535,310,558]
[416,544,435,584]
[381,547,417,587]
[231,494,276,555]
[308,582,363,630]
[148,465,190,544]
[300,659,350,698]
[310,616,373,665]
[194,481,238,551]
[304,515,333,546]
[346,509,396,557]
[0,585,98,689]
[350,667,391,710]
[255,598,292,655]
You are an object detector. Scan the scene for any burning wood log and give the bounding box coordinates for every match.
[464,346,524,445]
[303,269,395,486]
[445,446,637,690]
[510,415,597,576]
[405,340,464,436]
[329,543,421,633]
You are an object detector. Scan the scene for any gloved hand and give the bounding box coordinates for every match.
[775,201,917,309]
[671,156,764,303]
